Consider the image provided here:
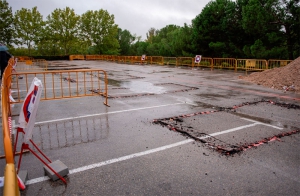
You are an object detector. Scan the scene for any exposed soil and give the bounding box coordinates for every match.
[240,56,300,93]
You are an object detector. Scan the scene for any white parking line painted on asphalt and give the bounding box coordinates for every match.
[11,86,102,93]
[241,118,283,130]
[24,120,279,185]
[35,102,186,125]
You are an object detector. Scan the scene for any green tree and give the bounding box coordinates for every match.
[146,25,180,56]
[192,0,243,57]
[117,28,136,55]
[146,27,158,44]
[0,0,13,46]
[80,9,119,55]
[14,7,44,55]
[168,24,194,56]
[242,0,300,59]
[46,7,80,55]
[131,41,149,56]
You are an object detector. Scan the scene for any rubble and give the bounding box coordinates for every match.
[241,56,300,93]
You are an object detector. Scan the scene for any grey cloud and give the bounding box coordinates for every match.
[8,0,209,39]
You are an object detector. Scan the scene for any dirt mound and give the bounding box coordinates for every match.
[241,56,300,93]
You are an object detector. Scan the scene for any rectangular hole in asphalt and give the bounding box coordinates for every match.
[153,99,300,156]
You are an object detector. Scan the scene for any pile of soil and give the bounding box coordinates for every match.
[241,56,300,93]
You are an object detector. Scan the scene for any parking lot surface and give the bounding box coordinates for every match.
[1,60,300,195]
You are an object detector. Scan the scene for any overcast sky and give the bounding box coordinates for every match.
[8,0,210,40]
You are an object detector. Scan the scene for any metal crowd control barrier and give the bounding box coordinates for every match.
[124,56,131,64]
[86,55,102,60]
[118,56,126,63]
[130,56,139,64]
[9,69,109,105]
[15,56,34,62]
[69,55,85,60]
[177,57,193,67]
[73,55,292,72]
[193,57,213,69]
[142,56,151,64]
[268,59,293,69]
[163,57,177,66]
[1,59,109,195]
[32,59,48,70]
[213,58,237,70]
[14,61,48,72]
[1,58,20,196]
[237,59,268,73]
[151,56,163,65]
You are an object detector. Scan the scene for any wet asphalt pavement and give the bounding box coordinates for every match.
[1,60,300,196]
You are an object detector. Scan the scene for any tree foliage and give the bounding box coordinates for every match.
[13,6,44,55]
[4,0,299,59]
[46,7,80,55]
[0,0,13,46]
[80,9,119,55]
[117,28,136,55]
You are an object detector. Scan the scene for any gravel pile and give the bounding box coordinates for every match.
[241,56,300,93]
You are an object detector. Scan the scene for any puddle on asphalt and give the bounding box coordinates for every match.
[107,78,123,86]
[121,81,166,94]
[47,67,90,71]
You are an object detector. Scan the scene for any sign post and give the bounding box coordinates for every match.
[195,55,202,66]
[14,77,67,185]
[141,54,146,64]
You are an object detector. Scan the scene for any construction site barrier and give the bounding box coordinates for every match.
[69,55,85,60]
[1,58,20,196]
[1,58,109,195]
[193,57,213,69]
[86,55,102,60]
[104,55,112,61]
[131,56,140,64]
[13,60,48,72]
[9,69,109,105]
[268,59,293,69]
[213,58,237,70]
[151,56,163,65]
[15,56,34,62]
[128,56,147,64]
[70,55,293,72]
[32,59,48,70]
[237,59,268,73]
[163,57,177,66]
[177,57,193,67]
[118,56,126,64]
